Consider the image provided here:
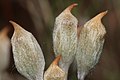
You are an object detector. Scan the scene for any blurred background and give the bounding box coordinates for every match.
[0,0,120,80]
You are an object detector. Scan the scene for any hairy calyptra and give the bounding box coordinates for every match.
[53,3,78,79]
[10,21,45,80]
[76,11,107,80]
[44,55,66,80]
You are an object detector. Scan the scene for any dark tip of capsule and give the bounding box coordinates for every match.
[52,55,61,65]
[65,3,78,12]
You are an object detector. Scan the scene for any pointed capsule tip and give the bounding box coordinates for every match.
[93,10,108,21]
[101,10,108,16]
[9,20,15,25]
[99,10,108,18]
[52,55,61,65]
[9,20,17,29]
[66,3,78,12]
[9,20,21,31]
